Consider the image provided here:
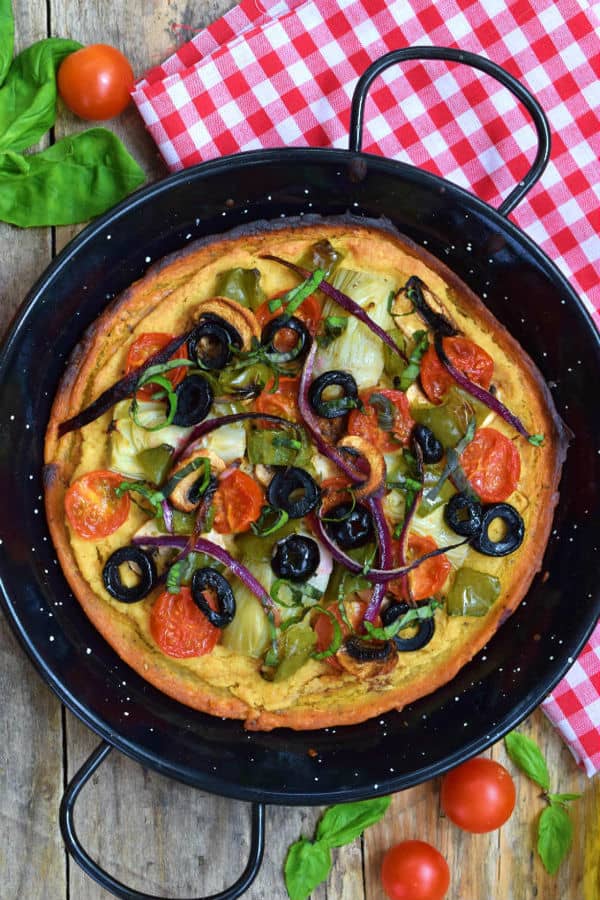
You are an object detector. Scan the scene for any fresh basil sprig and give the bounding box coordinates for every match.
[284,797,391,900]
[504,731,581,875]
[363,599,440,640]
[0,3,144,227]
[399,329,429,391]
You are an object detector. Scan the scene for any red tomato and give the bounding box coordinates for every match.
[460,427,521,503]
[256,292,322,352]
[388,534,451,602]
[347,388,414,452]
[313,598,367,669]
[254,376,301,423]
[420,337,494,403]
[212,469,265,534]
[150,587,219,658]
[65,470,130,539]
[440,757,516,833]
[125,332,188,401]
[58,44,134,120]
[381,840,450,900]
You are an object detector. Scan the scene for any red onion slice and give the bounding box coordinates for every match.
[261,254,407,362]
[434,334,531,440]
[173,411,301,463]
[363,496,392,622]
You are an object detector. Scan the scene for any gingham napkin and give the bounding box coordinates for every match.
[132,0,600,775]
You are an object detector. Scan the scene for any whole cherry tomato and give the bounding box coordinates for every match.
[460,427,521,503]
[58,44,134,120]
[420,336,493,403]
[381,840,450,900]
[440,756,516,833]
[65,470,130,539]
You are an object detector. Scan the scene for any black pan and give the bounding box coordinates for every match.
[1,48,599,900]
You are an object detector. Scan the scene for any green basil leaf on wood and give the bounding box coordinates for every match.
[284,837,331,900]
[0,128,144,226]
[0,0,15,87]
[0,37,82,153]
[315,796,392,848]
[504,731,551,792]
[537,803,574,875]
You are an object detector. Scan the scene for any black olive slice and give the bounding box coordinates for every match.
[381,601,435,651]
[191,567,236,628]
[261,314,310,363]
[323,501,373,550]
[412,423,444,464]
[471,503,525,557]
[271,534,320,582]
[308,370,358,419]
[344,635,394,662]
[188,314,242,371]
[103,546,157,603]
[172,374,214,427]
[267,467,321,519]
[444,492,483,537]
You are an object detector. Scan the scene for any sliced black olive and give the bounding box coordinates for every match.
[271,534,320,582]
[323,502,373,549]
[191,567,235,628]
[444,492,483,537]
[261,314,310,363]
[471,502,525,557]
[103,546,157,603]
[267,467,321,519]
[308,370,358,419]
[188,314,242,370]
[344,635,394,662]
[412,423,444,464]
[172,374,214,427]
[381,601,435,651]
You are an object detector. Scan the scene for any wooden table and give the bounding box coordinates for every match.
[1,2,598,898]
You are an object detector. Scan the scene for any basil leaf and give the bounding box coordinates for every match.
[537,804,573,875]
[504,731,550,792]
[0,0,15,87]
[116,481,164,517]
[399,329,428,391]
[284,838,331,900]
[0,37,82,153]
[316,796,391,848]
[166,560,185,595]
[0,128,144,227]
[547,792,582,806]
[363,601,439,641]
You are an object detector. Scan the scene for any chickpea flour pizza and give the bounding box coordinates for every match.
[44,217,569,730]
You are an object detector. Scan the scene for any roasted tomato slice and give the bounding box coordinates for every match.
[420,336,494,403]
[150,587,219,658]
[65,470,130,539]
[212,468,265,534]
[388,533,451,602]
[460,427,521,503]
[255,292,322,352]
[347,388,414,452]
[254,376,301,423]
[313,598,368,670]
[125,332,188,400]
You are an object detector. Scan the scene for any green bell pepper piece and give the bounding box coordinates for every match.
[447,567,501,616]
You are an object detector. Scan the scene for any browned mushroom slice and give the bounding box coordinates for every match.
[167,448,225,513]
[336,434,386,500]
[194,296,260,350]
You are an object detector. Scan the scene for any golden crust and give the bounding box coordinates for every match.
[44,216,569,731]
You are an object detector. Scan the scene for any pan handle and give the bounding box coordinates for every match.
[349,46,551,217]
[59,740,266,900]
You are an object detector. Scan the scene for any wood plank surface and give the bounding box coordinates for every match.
[0,2,598,899]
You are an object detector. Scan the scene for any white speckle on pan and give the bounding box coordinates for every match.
[49,636,54,642]
[455,696,460,701]
[186,232,193,238]
[561,299,566,304]
[389,767,395,773]
[221,211,226,216]
[463,722,468,727]
[145,256,151,263]
[568,657,574,663]
[124,711,129,716]
[314,777,319,782]
[481,655,487,661]
[122,680,127,686]
[195,218,201,225]
[106,234,111,240]
[267,195,272,200]
[34,509,39,514]
[29,475,33,480]
[423,239,428,245]
[86,648,92,654]
[304,189,310,194]
[549,655,555,660]
[9,415,14,421]
[373,784,379,790]
[483,293,488,299]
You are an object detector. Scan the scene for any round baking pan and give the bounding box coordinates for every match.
[0,47,599,898]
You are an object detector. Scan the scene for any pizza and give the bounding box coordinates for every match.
[43,216,569,731]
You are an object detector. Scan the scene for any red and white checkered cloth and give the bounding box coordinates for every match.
[132,0,600,774]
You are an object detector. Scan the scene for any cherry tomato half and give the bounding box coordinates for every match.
[125,332,188,401]
[313,598,368,669]
[58,44,134,121]
[150,587,219,658]
[388,533,451,602]
[460,427,521,503]
[254,376,301,423]
[420,336,494,404]
[440,757,516,833]
[381,840,450,900]
[212,468,265,534]
[255,292,322,352]
[347,388,414,452]
[65,470,130,539]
